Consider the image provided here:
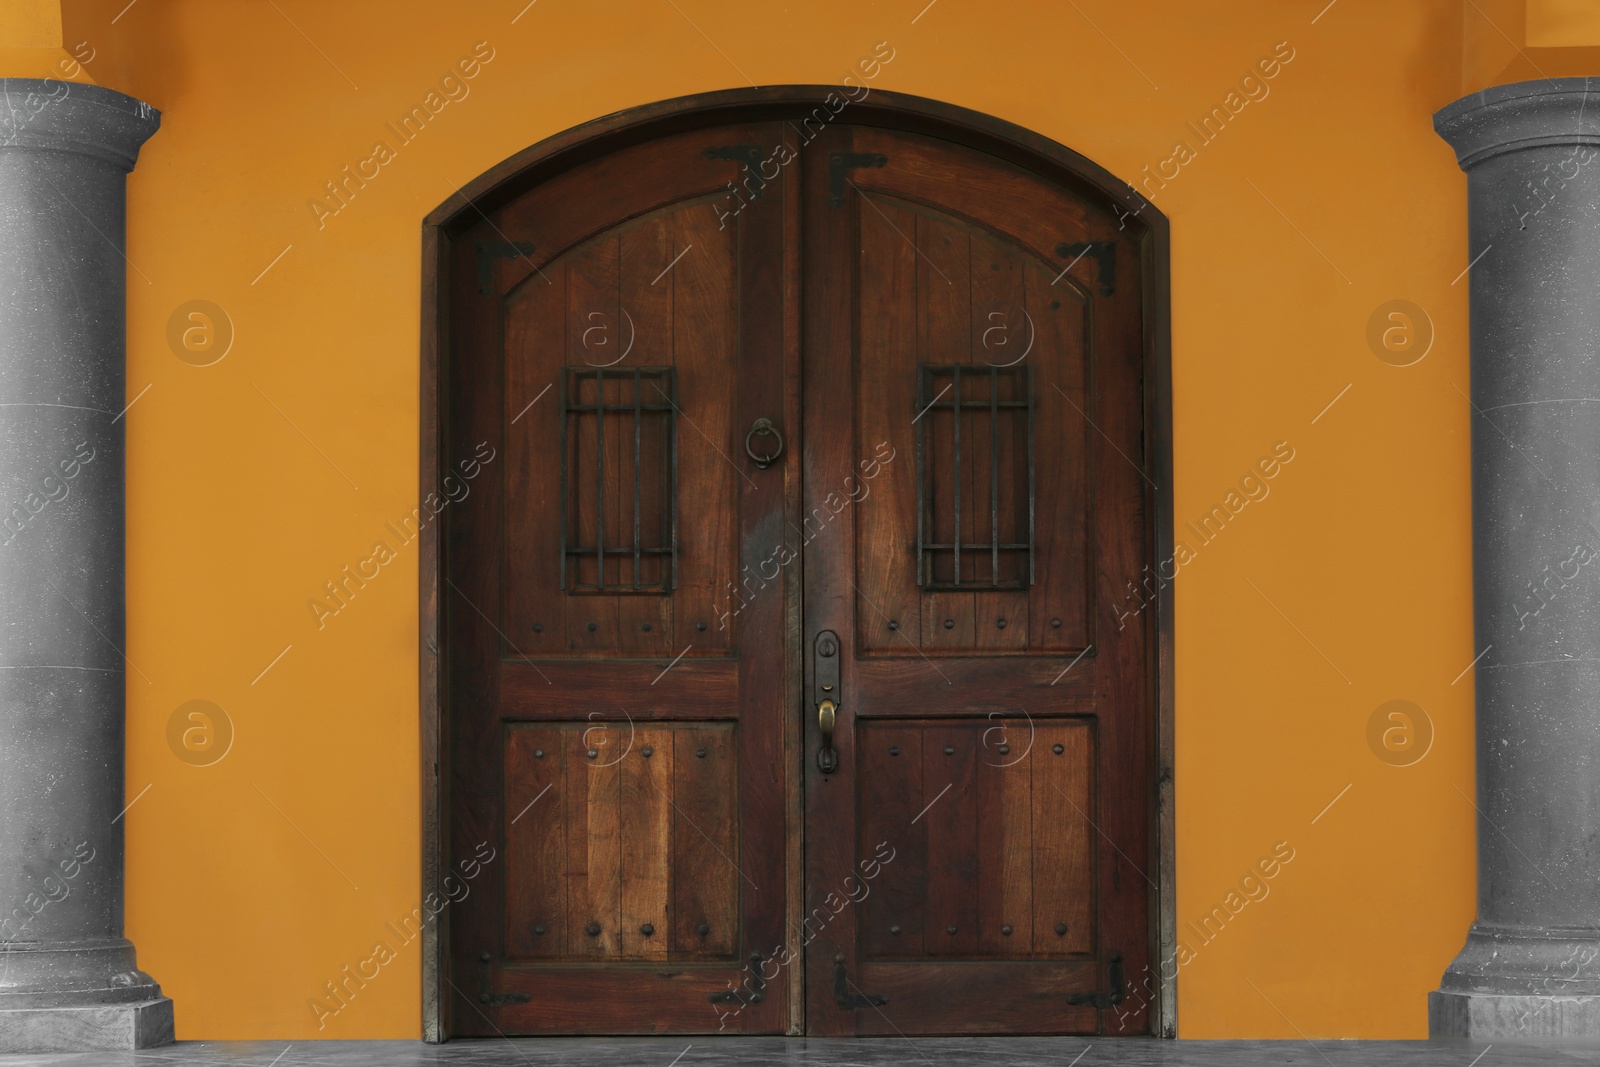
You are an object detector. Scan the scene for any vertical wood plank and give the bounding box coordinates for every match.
[505,727,567,958]
[855,195,922,654]
[503,262,567,650]
[570,731,622,958]
[974,726,1036,956]
[921,723,979,957]
[670,725,739,958]
[857,725,925,958]
[1001,737,1035,953]
[1025,260,1092,653]
[617,219,674,654]
[619,726,673,960]
[672,204,739,654]
[565,237,621,650]
[917,215,976,650]
[1031,721,1094,956]
[970,231,1029,650]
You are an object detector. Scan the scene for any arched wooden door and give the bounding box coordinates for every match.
[434,91,1165,1038]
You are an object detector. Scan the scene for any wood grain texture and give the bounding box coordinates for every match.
[504,726,566,959]
[447,118,797,1036]
[619,728,672,960]
[857,724,925,959]
[446,104,1158,1037]
[671,725,739,958]
[1031,721,1094,957]
[808,121,1153,1035]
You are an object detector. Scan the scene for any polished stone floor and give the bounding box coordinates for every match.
[1,1039,1596,1067]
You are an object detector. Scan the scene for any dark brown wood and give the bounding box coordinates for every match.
[854,962,1098,1035]
[802,122,1154,1035]
[504,726,566,960]
[442,119,797,1036]
[670,726,738,959]
[425,86,1172,1040]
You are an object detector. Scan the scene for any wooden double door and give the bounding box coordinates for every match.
[443,110,1154,1037]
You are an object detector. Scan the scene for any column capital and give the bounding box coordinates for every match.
[1435,77,1600,170]
[0,78,158,170]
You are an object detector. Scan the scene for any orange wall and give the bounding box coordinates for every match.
[24,0,1504,1041]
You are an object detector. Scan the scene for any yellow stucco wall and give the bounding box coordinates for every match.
[14,0,1565,1041]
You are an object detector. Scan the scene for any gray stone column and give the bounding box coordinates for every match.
[1431,78,1600,1039]
[0,79,168,1051]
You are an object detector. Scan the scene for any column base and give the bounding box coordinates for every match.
[0,996,173,1052]
[1430,990,1600,1039]
[1432,924,1600,1038]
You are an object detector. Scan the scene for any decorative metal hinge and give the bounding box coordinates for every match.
[709,952,766,1004]
[829,152,888,207]
[704,144,768,199]
[476,241,537,296]
[834,957,887,1009]
[1067,950,1126,1009]
[1056,240,1117,297]
[476,950,531,1006]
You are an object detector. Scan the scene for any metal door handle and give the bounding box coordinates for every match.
[745,417,784,469]
[817,699,838,773]
[814,630,840,773]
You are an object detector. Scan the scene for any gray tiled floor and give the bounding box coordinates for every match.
[1,1039,1596,1067]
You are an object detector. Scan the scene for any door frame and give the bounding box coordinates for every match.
[418,85,1175,1041]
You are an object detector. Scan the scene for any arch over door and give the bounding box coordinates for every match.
[428,88,1171,1039]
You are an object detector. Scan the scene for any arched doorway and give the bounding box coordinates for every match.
[420,87,1173,1039]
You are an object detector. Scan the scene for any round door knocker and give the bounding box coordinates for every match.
[745,417,784,470]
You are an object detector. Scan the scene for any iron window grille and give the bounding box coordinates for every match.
[560,366,678,593]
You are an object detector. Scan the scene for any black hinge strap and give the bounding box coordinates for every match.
[834,958,888,1009]
[829,151,888,207]
[1067,950,1126,1009]
[704,144,768,200]
[476,241,537,296]
[1055,240,1117,297]
[476,950,531,1006]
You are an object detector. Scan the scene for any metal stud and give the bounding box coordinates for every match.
[1053,743,1064,754]
[479,950,491,962]
[587,621,598,632]
[696,747,707,758]
[1055,923,1068,936]
[944,745,955,755]
[998,743,1010,754]
[943,618,955,629]
[534,924,546,935]
[640,923,655,936]
[946,925,958,935]
[532,622,544,633]
[698,923,710,936]
[890,924,901,935]
[1050,618,1062,628]
[587,922,602,937]
[996,618,1007,629]
[889,745,900,756]
[1001,925,1013,936]
[642,623,652,632]
[534,749,545,759]
[888,619,899,630]
[587,748,599,759]
[697,621,707,632]
[641,745,653,758]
